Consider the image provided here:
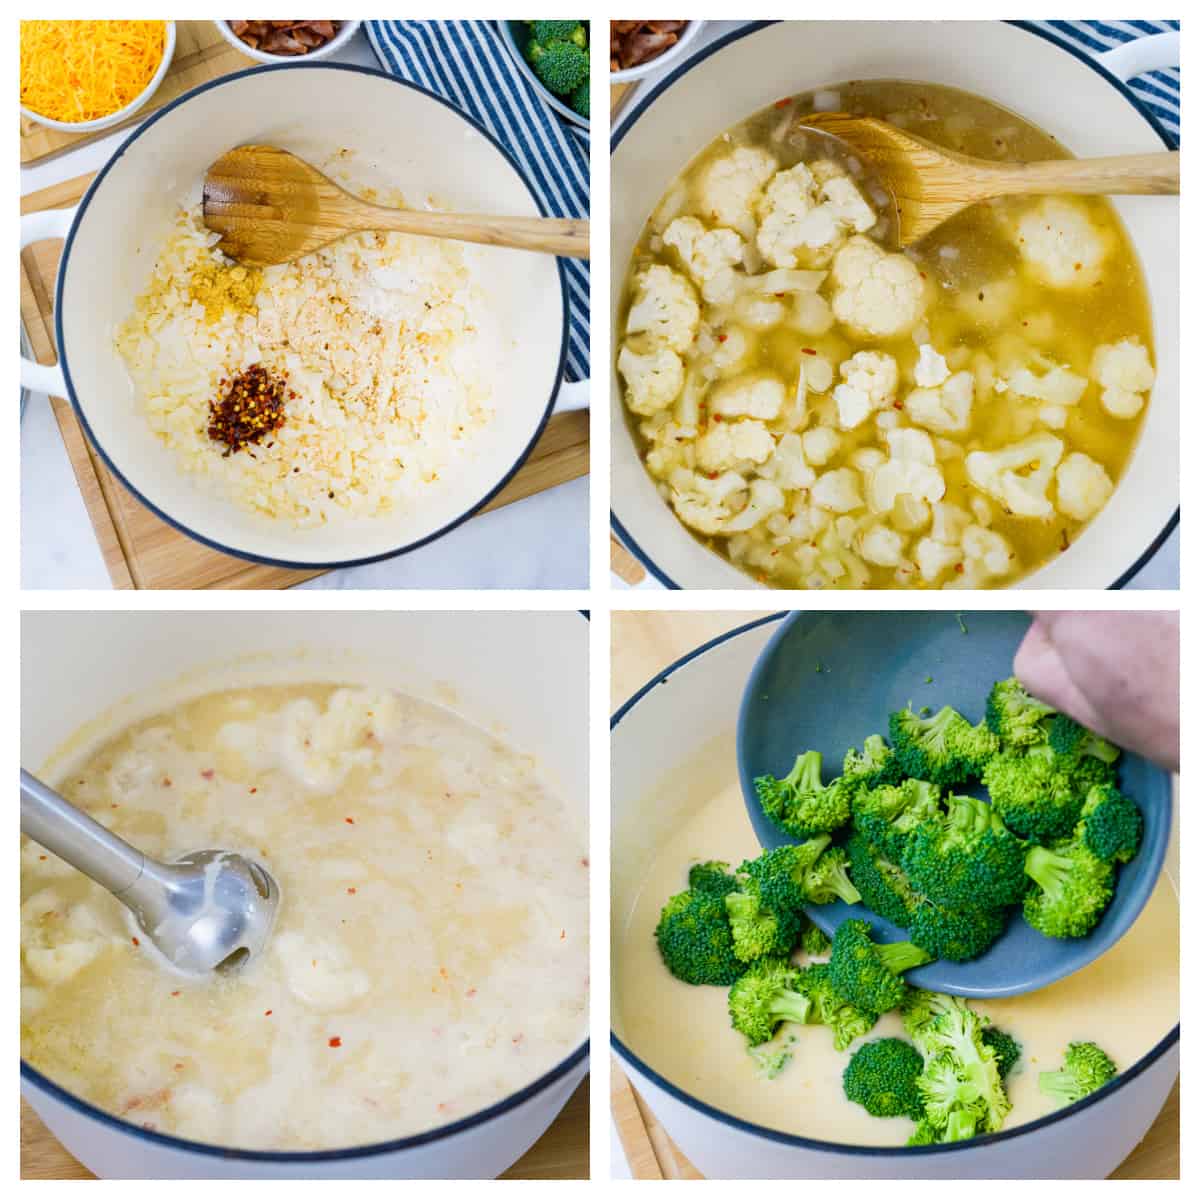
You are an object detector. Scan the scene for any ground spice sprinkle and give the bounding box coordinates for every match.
[208,365,289,455]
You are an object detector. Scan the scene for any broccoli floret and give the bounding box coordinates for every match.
[843,1037,926,1119]
[842,734,905,790]
[724,888,802,962]
[655,883,745,986]
[794,962,877,1051]
[1038,1041,1117,1107]
[907,1118,939,1146]
[800,922,832,956]
[1078,783,1143,864]
[688,860,736,895]
[829,919,931,1016]
[909,900,1008,963]
[981,1027,1022,1081]
[802,845,862,905]
[903,990,1012,1136]
[1047,714,1121,765]
[568,79,589,118]
[728,957,814,1046]
[982,744,1090,843]
[1023,839,1115,939]
[985,677,1055,748]
[724,838,830,961]
[748,1041,793,1079]
[846,834,921,929]
[754,750,852,839]
[889,704,1000,787]
[529,39,588,95]
[852,778,943,862]
[901,793,1028,909]
[531,20,584,44]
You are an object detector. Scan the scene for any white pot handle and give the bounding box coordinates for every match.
[554,378,590,413]
[1095,30,1179,82]
[19,205,77,396]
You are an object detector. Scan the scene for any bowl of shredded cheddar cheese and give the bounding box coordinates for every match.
[19,20,175,132]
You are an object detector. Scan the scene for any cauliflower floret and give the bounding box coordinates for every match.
[1092,338,1155,419]
[820,172,877,233]
[736,294,787,329]
[1039,404,1069,429]
[670,469,746,534]
[696,419,775,471]
[662,218,746,299]
[831,236,926,339]
[867,427,946,514]
[832,350,898,431]
[696,146,778,237]
[1056,452,1114,521]
[618,344,684,416]
[893,494,931,532]
[905,370,975,435]
[1016,197,1110,288]
[915,536,963,582]
[811,467,864,513]
[725,478,787,532]
[625,264,700,352]
[802,425,842,466]
[742,268,827,295]
[931,501,971,546]
[1006,363,1088,406]
[710,375,786,420]
[961,525,1015,579]
[914,344,951,388]
[761,432,817,489]
[859,524,905,567]
[711,327,751,373]
[965,433,1064,518]
[793,291,835,335]
[801,354,835,394]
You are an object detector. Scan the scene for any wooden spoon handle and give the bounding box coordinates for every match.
[985,151,1179,197]
[350,206,589,258]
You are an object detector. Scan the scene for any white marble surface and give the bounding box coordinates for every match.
[20,27,588,590]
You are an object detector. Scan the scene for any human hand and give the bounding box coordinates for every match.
[1014,611,1179,772]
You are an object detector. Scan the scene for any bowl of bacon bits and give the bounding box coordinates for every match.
[215,20,359,64]
[610,20,703,84]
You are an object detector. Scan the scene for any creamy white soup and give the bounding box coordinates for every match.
[612,734,1177,1146]
[22,684,589,1151]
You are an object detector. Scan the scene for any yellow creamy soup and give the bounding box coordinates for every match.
[21,684,588,1151]
[612,737,1178,1145]
[618,80,1153,588]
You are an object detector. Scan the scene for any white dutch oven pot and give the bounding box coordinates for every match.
[22,610,589,1179]
[21,64,588,570]
[611,22,1179,589]
[611,615,1179,1178]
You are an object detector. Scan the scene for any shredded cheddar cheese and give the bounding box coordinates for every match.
[20,20,166,124]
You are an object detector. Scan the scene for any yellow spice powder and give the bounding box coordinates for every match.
[188,262,262,324]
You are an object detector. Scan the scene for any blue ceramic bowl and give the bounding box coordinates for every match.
[499,20,589,132]
[737,611,1172,997]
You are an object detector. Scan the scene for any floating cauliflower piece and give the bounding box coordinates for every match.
[859,524,905,567]
[812,467,864,513]
[1092,337,1155,419]
[724,478,786,532]
[915,536,963,582]
[1016,197,1110,288]
[965,432,1064,519]
[736,294,787,329]
[670,469,747,534]
[761,432,816,489]
[710,375,786,420]
[625,264,700,352]
[831,236,926,339]
[832,350,898,430]
[802,425,841,466]
[953,525,1016,587]
[617,344,684,416]
[756,160,874,269]
[867,427,946,515]
[1006,363,1088,407]
[662,217,746,303]
[1056,451,1114,521]
[696,419,775,471]
[21,889,115,986]
[695,146,778,237]
[905,370,975,435]
[914,344,951,388]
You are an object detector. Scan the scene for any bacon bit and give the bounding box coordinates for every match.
[466,988,477,998]
[265,1009,273,1016]
[328,1036,342,1048]
[347,887,357,895]
[201,769,215,780]
[345,817,355,825]
[774,97,792,108]
[131,937,140,946]
[801,347,817,356]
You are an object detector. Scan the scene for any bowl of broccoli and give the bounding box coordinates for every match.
[736,610,1172,998]
[500,20,590,130]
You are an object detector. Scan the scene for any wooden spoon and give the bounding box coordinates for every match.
[202,144,589,266]
[798,112,1179,247]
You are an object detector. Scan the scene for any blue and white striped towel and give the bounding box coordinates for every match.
[1031,20,1180,145]
[366,20,590,382]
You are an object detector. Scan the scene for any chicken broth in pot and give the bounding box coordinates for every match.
[617,80,1154,589]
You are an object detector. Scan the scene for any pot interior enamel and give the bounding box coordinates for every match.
[22,610,588,1174]
[611,21,1178,589]
[59,65,565,567]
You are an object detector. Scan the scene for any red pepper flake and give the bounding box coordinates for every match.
[201,769,215,780]
[716,333,728,343]
[893,399,904,410]
[174,1063,184,1071]
[345,817,355,825]
[560,929,567,940]
[954,562,965,574]
[512,1033,524,1045]
[580,857,589,867]
[249,787,257,795]
[466,988,477,998]
[170,990,181,997]
[265,1010,273,1016]
[208,364,288,456]
[161,777,172,787]
[347,887,357,895]
[328,1037,342,1048]
[131,937,140,946]
[801,347,817,356]
[774,97,791,108]
[38,855,47,861]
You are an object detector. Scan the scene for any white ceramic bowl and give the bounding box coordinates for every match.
[611,615,1179,1178]
[19,63,586,570]
[610,21,1179,589]
[19,21,176,133]
[610,21,706,84]
[214,20,361,65]
[22,610,589,1179]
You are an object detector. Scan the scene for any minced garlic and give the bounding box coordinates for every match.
[188,262,262,324]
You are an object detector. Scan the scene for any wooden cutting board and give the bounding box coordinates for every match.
[20,22,255,166]
[22,1077,588,1179]
[20,174,589,589]
[613,1062,1177,1180]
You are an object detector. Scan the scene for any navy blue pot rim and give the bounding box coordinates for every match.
[54,61,571,573]
[609,612,1179,1157]
[609,19,1179,592]
[21,1034,588,1163]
